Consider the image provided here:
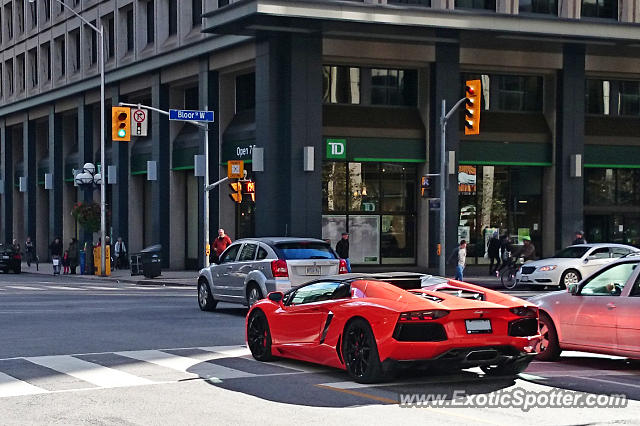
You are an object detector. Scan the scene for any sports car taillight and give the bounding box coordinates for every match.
[399,310,449,322]
[271,259,288,278]
[338,259,348,274]
[13,254,20,260]
[510,306,538,317]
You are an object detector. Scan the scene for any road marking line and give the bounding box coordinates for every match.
[315,384,397,404]
[6,286,45,291]
[85,286,119,290]
[0,371,48,398]
[46,286,85,291]
[26,355,154,388]
[575,376,640,389]
[198,346,251,359]
[115,350,255,380]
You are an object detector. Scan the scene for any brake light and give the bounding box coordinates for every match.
[339,259,348,274]
[13,254,20,260]
[399,310,449,322]
[510,306,538,317]
[271,259,288,278]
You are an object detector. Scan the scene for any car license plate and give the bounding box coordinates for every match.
[521,275,529,282]
[306,265,321,275]
[1,256,9,260]
[465,319,492,334]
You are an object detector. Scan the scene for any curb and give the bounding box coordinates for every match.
[20,271,196,287]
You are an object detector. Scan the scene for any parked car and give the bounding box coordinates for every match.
[246,275,541,383]
[514,243,639,288]
[0,243,21,274]
[198,237,348,310]
[530,255,640,361]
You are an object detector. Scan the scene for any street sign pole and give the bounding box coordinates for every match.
[204,109,210,268]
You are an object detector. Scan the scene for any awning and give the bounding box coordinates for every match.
[172,125,201,170]
[221,109,255,163]
[585,145,640,168]
[38,153,50,185]
[131,138,153,175]
[64,149,79,182]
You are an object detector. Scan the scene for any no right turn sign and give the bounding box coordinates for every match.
[132,108,148,137]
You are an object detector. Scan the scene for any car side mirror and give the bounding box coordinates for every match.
[267,291,284,304]
[568,283,579,295]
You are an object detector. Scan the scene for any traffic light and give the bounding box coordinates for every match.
[112,107,131,141]
[420,176,434,198]
[229,182,242,203]
[244,180,256,202]
[464,80,481,136]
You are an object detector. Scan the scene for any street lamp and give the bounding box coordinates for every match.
[30,0,107,276]
[74,163,103,188]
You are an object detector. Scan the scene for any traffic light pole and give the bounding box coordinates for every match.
[439,97,468,277]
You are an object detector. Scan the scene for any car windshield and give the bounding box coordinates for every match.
[276,242,336,260]
[554,246,590,258]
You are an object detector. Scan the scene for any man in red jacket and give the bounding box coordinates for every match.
[212,229,232,261]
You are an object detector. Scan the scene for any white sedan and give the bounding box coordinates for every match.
[515,243,639,289]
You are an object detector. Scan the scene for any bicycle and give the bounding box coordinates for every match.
[500,256,523,289]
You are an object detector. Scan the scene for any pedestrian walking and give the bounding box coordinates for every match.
[335,232,351,272]
[62,250,70,274]
[448,240,467,281]
[114,237,127,270]
[572,230,587,245]
[487,231,501,276]
[24,236,34,268]
[68,238,79,274]
[50,237,63,275]
[212,229,232,262]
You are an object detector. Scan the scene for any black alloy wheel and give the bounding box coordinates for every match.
[247,310,274,362]
[342,318,383,384]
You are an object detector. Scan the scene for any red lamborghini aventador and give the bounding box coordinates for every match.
[246,274,541,383]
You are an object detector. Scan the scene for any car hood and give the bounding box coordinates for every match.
[522,258,582,268]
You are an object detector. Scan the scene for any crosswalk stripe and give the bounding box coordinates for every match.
[0,371,47,397]
[26,355,154,388]
[6,286,45,291]
[47,286,85,291]
[115,350,255,380]
[85,286,119,290]
[198,346,251,360]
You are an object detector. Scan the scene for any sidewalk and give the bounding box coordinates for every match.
[18,262,198,287]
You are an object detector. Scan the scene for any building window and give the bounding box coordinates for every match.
[371,69,417,106]
[387,0,431,5]
[55,35,65,77]
[146,0,155,44]
[70,29,80,73]
[323,66,360,104]
[218,0,230,8]
[586,79,610,115]
[455,0,496,10]
[88,21,97,65]
[43,0,50,21]
[235,73,255,112]
[17,54,25,93]
[618,81,640,116]
[581,0,617,19]
[0,64,2,98]
[104,13,115,59]
[5,3,13,40]
[519,0,557,14]
[126,7,134,52]
[6,59,13,95]
[192,0,202,27]
[16,0,24,35]
[29,0,37,28]
[42,42,51,81]
[29,48,38,88]
[462,74,543,112]
[168,0,177,36]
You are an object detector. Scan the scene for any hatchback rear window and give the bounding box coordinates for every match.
[275,242,336,260]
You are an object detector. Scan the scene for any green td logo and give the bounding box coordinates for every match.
[326,138,346,160]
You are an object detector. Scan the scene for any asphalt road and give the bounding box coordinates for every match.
[0,272,639,425]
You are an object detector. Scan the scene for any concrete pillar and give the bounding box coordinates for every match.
[23,118,37,248]
[151,74,171,267]
[49,106,64,245]
[254,33,323,237]
[110,87,130,247]
[429,31,460,269]
[555,44,585,249]
[77,101,94,246]
[1,121,13,243]
[198,59,219,267]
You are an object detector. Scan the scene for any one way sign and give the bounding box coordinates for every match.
[132,108,148,136]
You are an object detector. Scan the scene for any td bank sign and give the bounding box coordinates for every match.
[326,138,346,160]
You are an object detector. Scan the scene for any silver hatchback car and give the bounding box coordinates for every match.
[197,237,348,310]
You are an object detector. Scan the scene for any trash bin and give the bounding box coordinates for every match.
[130,254,143,276]
[140,244,162,278]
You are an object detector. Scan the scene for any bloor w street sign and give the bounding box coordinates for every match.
[326,138,346,160]
[169,109,215,122]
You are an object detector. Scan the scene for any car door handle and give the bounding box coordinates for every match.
[607,303,616,310]
[226,266,233,270]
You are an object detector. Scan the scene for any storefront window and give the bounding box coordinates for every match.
[322,162,417,264]
[458,165,543,263]
[581,0,617,19]
[371,69,417,106]
[618,81,640,116]
[462,73,543,112]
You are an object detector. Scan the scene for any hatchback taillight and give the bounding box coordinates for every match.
[271,259,288,278]
[339,259,348,274]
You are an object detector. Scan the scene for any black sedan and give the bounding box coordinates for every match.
[0,244,21,273]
